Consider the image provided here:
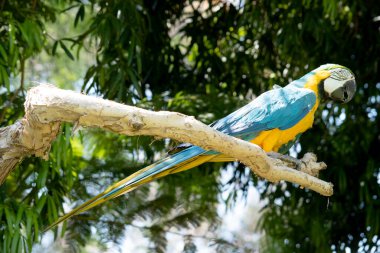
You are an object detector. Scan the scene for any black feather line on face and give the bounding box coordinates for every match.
[318,80,328,101]
[329,69,354,81]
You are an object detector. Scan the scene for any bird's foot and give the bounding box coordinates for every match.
[267,152,302,168]
[267,152,327,177]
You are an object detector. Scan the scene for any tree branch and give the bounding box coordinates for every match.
[0,84,333,196]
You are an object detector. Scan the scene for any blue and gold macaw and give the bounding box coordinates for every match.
[45,63,356,231]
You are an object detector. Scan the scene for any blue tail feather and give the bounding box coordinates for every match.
[103,146,205,198]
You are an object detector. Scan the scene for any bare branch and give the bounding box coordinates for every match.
[0,84,333,196]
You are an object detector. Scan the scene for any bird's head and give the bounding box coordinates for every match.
[317,64,356,103]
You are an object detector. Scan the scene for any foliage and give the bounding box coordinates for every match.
[0,0,380,252]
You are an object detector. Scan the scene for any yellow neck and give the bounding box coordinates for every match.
[301,70,332,128]
[303,70,331,100]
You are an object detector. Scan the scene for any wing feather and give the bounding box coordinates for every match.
[210,86,316,140]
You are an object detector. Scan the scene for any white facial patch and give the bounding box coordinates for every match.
[323,77,347,95]
[323,68,355,95]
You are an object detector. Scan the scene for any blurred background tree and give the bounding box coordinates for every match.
[0,0,379,252]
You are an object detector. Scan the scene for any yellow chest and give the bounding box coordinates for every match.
[251,101,319,152]
[250,70,329,152]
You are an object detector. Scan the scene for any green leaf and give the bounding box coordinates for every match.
[63,124,71,167]
[0,44,8,61]
[18,21,31,46]
[11,232,20,253]
[25,210,33,249]
[37,162,49,188]
[127,39,135,66]
[59,41,75,60]
[60,219,67,237]
[48,196,58,221]
[4,233,8,253]
[9,47,19,69]
[36,194,47,214]
[99,67,105,86]
[0,65,10,90]
[16,204,25,225]
[127,68,142,98]
[5,207,15,233]
[8,21,15,55]
[74,5,85,27]
[136,47,142,74]
[33,214,39,241]
[0,65,5,89]
[52,41,59,55]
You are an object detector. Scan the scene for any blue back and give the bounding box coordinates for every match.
[210,85,317,141]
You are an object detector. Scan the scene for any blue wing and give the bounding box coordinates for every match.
[210,86,316,140]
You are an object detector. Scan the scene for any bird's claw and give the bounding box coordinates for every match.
[267,152,326,177]
[267,152,302,169]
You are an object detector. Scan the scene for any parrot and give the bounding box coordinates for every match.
[45,63,356,231]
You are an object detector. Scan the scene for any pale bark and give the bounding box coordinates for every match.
[0,84,333,196]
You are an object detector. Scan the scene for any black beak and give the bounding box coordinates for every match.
[330,79,357,103]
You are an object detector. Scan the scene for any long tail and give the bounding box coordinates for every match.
[44,146,220,231]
